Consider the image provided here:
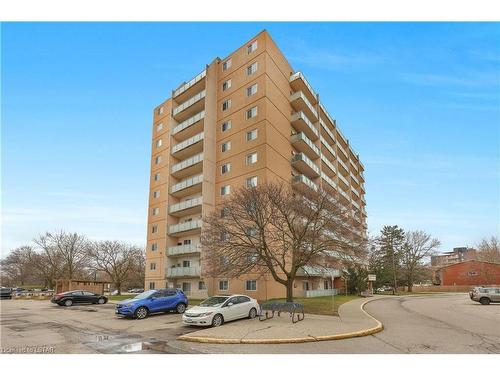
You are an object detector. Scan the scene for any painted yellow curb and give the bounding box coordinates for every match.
[178,298,384,345]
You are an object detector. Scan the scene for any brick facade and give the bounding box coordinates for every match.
[436,260,500,286]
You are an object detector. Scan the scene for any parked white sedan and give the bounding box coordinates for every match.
[182,295,259,327]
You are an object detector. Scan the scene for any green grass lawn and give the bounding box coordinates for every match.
[267,295,360,316]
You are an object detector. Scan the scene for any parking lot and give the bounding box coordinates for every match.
[0,299,201,353]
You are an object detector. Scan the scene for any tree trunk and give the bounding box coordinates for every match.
[286,278,294,302]
[116,281,121,295]
[407,274,413,292]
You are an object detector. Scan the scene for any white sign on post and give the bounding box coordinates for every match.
[368,274,376,281]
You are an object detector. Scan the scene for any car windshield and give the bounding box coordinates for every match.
[132,290,157,300]
[199,296,229,307]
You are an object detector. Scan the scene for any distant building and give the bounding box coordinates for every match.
[434,260,500,286]
[431,247,476,268]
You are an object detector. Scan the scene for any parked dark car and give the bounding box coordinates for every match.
[115,289,188,319]
[1,287,13,299]
[51,290,108,307]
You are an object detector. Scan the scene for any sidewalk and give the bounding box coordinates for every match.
[178,296,386,344]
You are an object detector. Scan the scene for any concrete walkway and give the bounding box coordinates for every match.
[178,296,386,344]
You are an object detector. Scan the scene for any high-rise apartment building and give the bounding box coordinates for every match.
[145,30,367,300]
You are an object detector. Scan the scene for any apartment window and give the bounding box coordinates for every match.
[246,129,258,141]
[246,106,258,119]
[150,262,156,271]
[222,59,232,71]
[247,83,258,96]
[153,190,160,198]
[155,155,161,165]
[246,152,258,165]
[246,280,257,291]
[152,207,160,216]
[151,225,158,234]
[220,185,231,196]
[183,239,191,245]
[157,106,164,115]
[222,79,231,91]
[219,280,229,291]
[221,162,231,175]
[151,243,158,251]
[324,280,330,290]
[246,176,258,188]
[221,141,231,153]
[247,62,258,75]
[154,173,160,181]
[222,99,232,111]
[198,281,206,290]
[149,282,155,290]
[155,139,162,148]
[182,260,191,268]
[221,120,232,132]
[156,123,163,132]
[247,41,258,54]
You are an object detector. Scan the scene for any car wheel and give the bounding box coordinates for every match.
[64,299,73,307]
[248,307,257,319]
[176,303,186,314]
[212,314,224,327]
[480,297,490,305]
[134,306,149,319]
[97,298,106,304]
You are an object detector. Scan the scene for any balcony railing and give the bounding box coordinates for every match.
[304,289,338,298]
[168,219,202,235]
[321,154,337,175]
[297,266,341,277]
[172,90,206,117]
[291,111,319,140]
[173,70,206,98]
[291,152,320,177]
[171,152,203,175]
[350,159,359,172]
[169,196,203,215]
[321,171,338,191]
[319,103,335,129]
[337,141,349,160]
[291,132,320,159]
[171,132,204,156]
[350,172,359,185]
[292,174,318,191]
[338,157,349,174]
[172,111,205,136]
[320,135,336,159]
[320,119,336,144]
[167,244,201,257]
[170,174,203,195]
[290,91,318,121]
[351,187,360,198]
[352,199,360,210]
[167,266,201,278]
[338,172,349,187]
[339,188,350,201]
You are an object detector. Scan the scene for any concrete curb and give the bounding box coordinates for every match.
[177,298,384,345]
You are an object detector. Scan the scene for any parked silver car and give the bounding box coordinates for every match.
[469,287,500,305]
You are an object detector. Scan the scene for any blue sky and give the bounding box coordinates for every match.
[1,22,499,256]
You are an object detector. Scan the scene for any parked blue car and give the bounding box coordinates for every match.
[115,289,188,319]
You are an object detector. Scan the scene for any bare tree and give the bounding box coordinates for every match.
[401,230,440,292]
[87,240,144,295]
[0,246,39,286]
[476,236,500,263]
[202,182,366,302]
[34,231,88,280]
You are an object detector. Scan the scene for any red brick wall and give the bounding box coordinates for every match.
[439,261,500,286]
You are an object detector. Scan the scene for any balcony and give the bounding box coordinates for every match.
[173,70,206,103]
[320,135,336,160]
[167,266,201,278]
[171,153,203,179]
[320,119,336,144]
[291,153,320,178]
[352,199,360,210]
[167,244,201,257]
[291,111,318,141]
[319,103,336,129]
[297,266,341,278]
[321,154,337,176]
[172,90,206,122]
[351,186,360,199]
[350,172,360,186]
[289,72,317,105]
[172,111,205,141]
[338,172,350,188]
[291,174,318,191]
[350,159,359,173]
[290,91,318,122]
[321,172,338,193]
[337,141,349,161]
[291,132,319,160]
[168,219,202,237]
[339,187,350,202]
[337,157,349,176]
[169,196,203,217]
[170,174,203,197]
[171,132,204,160]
